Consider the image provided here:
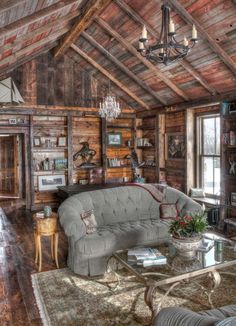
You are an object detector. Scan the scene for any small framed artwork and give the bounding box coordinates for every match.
[58,136,67,147]
[9,118,16,124]
[107,132,122,146]
[165,133,186,160]
[231,192,236,206]
[34,137,41,147]
[38,174,66,191]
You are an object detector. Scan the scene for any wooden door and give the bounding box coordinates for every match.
[0,135,20,198]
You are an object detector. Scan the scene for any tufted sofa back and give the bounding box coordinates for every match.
[60,186,160,227]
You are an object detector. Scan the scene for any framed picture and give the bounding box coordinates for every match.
[38,174,66,191]
[165,133,186,160]
[54,158,67,170]
[9,118,16,124]
[34,137,41,147]
[107,132,122,146]
[58,136,67,147]
[231,192,236,206]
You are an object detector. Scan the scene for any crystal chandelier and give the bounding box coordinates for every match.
[99,94,121,122]
[138,1,198,65]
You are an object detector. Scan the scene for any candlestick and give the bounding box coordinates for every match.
[192,25,197,39]
[169,19,175,33]
[141,25,147,39]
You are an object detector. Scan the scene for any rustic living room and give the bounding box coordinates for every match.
[1,0,236,325]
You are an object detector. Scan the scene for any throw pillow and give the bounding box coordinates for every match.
[160,204,179,219]
[80,210,97,234]
[190,188,205,198]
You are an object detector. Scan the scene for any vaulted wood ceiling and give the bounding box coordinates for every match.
[1,0,236,111]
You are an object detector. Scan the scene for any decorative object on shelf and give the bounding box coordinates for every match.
[9,118,16,124]
[222,133,229,145]
[34,137,41,147]
[107,132,122,146]
[136,138,153,147]
[221,101,230,115]
[54,158,67,170]
[229,131,236,145]
[137,1,198,65]
[79,179,89,185]
[73,142,96,168]
[165,133,186,159]
[44,205,52,217]
[40,137,57,148]
[125,150,145,180]
[231,192,236,207]
[38,174,66,191]
[169,211,208,259]
[229,159,236,175]
[58,136,66,147]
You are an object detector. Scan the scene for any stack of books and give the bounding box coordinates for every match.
[128,247,167,267]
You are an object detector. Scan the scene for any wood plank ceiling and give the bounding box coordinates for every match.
[0,0,236,111]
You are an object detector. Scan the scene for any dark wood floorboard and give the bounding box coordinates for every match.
[0,208,68,325]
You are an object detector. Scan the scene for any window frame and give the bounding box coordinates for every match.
[196,113,221,198]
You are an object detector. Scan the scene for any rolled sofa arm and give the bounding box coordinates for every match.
[58,202,86,240]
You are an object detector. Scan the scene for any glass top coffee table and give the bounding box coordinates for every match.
[112,233,236,321]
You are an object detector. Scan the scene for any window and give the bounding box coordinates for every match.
[197,114,220,197]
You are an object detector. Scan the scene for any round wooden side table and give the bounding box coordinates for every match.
[33,212,59,272]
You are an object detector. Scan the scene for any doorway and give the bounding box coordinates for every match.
[0,134,24,199]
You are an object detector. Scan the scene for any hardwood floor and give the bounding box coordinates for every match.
[0,208,68,325]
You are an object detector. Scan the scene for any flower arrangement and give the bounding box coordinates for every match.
[169,211,208,238]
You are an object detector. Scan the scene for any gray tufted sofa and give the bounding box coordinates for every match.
[58,185,202,276]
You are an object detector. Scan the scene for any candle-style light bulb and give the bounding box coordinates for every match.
[139,41,144,50]
[192,25,197,39]
[169,19,175,33]
[141,25,147,39]
[183,37,188,46]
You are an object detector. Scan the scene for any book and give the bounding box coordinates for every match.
[128,248,167,266]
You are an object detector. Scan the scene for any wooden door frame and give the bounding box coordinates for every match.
[0,126,31,209]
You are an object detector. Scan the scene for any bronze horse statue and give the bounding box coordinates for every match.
[73,142,96,167]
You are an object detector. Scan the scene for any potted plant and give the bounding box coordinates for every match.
[169,211,208,258]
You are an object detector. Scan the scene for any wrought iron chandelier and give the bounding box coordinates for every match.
[99,92,121,122]
[138,1,198,65]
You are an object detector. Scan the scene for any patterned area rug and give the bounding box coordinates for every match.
[31,267,236,326]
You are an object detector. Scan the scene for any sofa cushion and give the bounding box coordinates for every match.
[75,219,169,256]
[215,317,236,325]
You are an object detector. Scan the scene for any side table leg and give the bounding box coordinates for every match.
[34,231,38,264]
[54,233,59,269]
[51,235,54,260]
[37,235,42,272]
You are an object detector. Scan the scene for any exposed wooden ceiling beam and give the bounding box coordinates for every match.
[81,32,166,105]
[95,17,189,101]
[137,91,236,118]
[71,43,150,110]
[0,42,57,78]
[114,0,217,96]
[0,10,79,56]
[0,26,70,71]
[0,0,24,13]
[53,0,111,58]
[168,0,236,77]
[0,0,79,39]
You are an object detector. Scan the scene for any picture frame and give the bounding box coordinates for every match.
[38,174,66,191]
[231,192,236,206]
[107,132,122,146]
[58,136,67,147]
[33,137,41,147]
[165,133,186,160]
